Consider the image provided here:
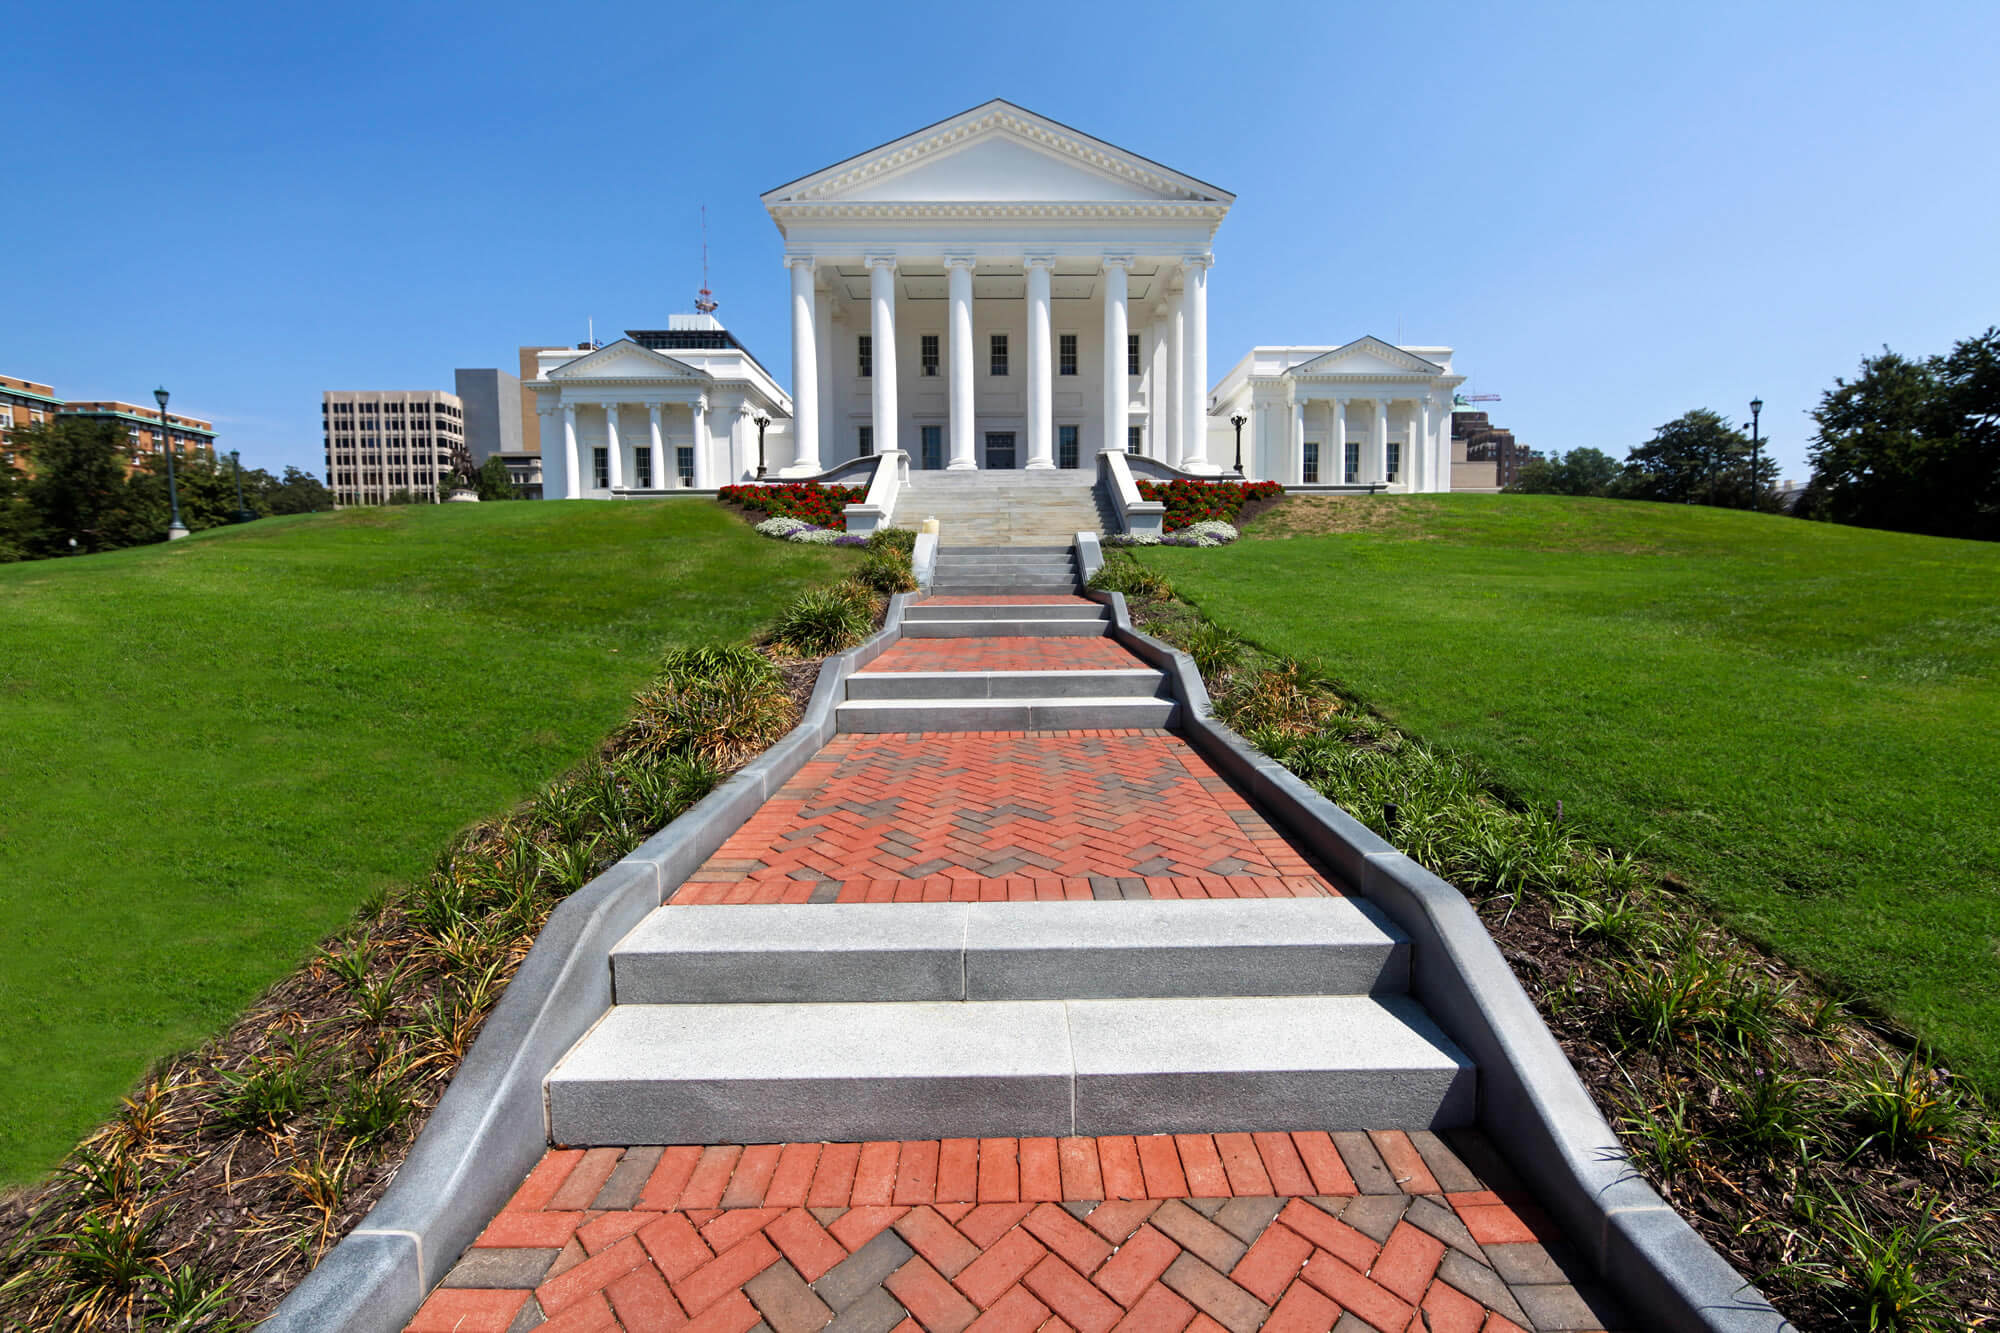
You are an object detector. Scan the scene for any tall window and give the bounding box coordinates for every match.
[677,445,695,487]
[634,449,652,489]
[1386,442,1401,483]
[858,335,872,378]
[1058,425,1079,470]
[921,424,943,470]
[1128,425,1144,454]
[1344,440,1360,483]
[1058,333,1078,376]
[1127,333,1141,377]
[859,425,874,457]
[921,333,939,377]
[1303,441,1320,484]
[989,333,1009,376]
[593,447,609,489]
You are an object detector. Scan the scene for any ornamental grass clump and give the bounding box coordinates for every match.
[620,645,791,766]
[771,584,874,655]
[1087,553,1173,600]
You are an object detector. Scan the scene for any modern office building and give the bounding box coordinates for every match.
[454,368,523,462]
[321,389,466,506]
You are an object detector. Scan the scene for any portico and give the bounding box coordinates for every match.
[762,101,1232,476]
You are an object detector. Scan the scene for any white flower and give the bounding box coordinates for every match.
[756,516,811,538]
[1181,521,1239,547]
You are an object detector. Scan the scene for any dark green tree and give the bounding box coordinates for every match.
[475,455,517,500]
[257,466,334,514]
[130,450,238,531]
[1507,447,1620,497]
[1611,410,1778,507]
[18,419,159,554]
[1805,329,2000,540]
[0,448,36,561]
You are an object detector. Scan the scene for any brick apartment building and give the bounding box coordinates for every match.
[2,374,217,471]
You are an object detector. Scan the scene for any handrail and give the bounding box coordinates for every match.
[1123,454,1236,484]
[1097,449,1166,537]
[841,450,907,537]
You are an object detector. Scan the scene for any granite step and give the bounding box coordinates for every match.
[833,694,1177,731]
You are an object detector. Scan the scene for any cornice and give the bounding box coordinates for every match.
[768,201,1230,222]
[786,110,1214,204]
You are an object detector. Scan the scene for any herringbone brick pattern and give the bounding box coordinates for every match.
[408,1130,1630,1332]
[673,732,1338,906]
[863,637,1148,673]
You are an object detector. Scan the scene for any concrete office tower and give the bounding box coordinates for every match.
[454,368,523,463]
[321,389,466,506]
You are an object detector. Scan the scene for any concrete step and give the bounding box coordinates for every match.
[847,669,1164,701]
[902,617,1108,638]
[935,552,1077,566]
[834,694,1177,731]
[905,602,1103,621]
[926,585,1083,599]
[611,901,1411,1005]
[545,994,1476,1143]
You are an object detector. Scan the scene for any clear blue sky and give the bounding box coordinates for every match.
[5,1,1995,483]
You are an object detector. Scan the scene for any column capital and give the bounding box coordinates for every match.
[694,394,709,413]
[648,402,663,420]
[783,253,817,270]
[863,253,898,270]
[1101,254,1134,272]
[1182,253,1213,272]
[943,253,979,270]
[1022,253,1056,271]
[561,401,577,417]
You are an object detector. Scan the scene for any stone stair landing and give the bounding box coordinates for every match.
[897,472,1113,545]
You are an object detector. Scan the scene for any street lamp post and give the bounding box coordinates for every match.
[155,387,189,540]
[753,412,771,479]
[229,449,253,522]
[1748,397,1763,511]
[1230,413,1247,476]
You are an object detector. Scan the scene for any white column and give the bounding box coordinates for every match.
[1148,308,1169,459]
[1296,392,1312,486]
[1099,256,1130,464]
[947,257,977,469]
[785,256,820,474]
[604,403,624,489]
[814,284,833,467]
[867,256,899,459]
[561,403,581,498]
[1331,397,1347,484]
[1375,398,1392,486]
[1419,398,1435,492]
[1025,255,1054,469]
[690,396,710,489]
[1166,290,1185,468]
[1180,256,1214,472]
[647,404,664,489]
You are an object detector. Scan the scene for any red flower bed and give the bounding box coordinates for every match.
[1135,479,1283,531]
[718,482,866,530]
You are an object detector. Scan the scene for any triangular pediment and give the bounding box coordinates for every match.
[546,341,707,382]
[1290,337,1444,378]
[763,100,1232,208]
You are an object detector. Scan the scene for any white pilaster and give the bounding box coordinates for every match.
[867,256,899,460]
[1419,398,1435,492]
[786,256,820,474]
[1332,397,1348,484]
[604,403,624,490]
[1097,256,1130,465]
[1149,307,1170,460]
[1374,397,1391,486]
[562,403,581,498]
[1166,290,1185,468]
[735,404,755,484]
[691,396,710,490]
[814,283,833,468]
[1025,255,1054,470]
[1180,256,1215,473]
[946,257,976,470]
[647,404,664,490]
[1291,395,1305,485]
[537,404,561,497]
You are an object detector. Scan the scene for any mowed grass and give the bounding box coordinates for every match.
[0,501,853,1184]
[1142,495,2000,1091]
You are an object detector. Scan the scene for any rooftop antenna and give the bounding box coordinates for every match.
[694,205,719,315]
[588,316,599,349]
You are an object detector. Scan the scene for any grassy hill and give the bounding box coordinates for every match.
[0,501,853,1184]
[1143,495,2000,1092]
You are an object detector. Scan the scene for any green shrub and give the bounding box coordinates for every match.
[866,527,917,555]
[772,585,874,655]
[855,552,918,594]
[1089,554,1173,599]
[621,645,791,765]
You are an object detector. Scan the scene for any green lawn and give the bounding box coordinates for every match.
[0,501,852,1184]
[1143,496,2000,1092]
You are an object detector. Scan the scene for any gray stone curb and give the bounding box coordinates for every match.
[265,594,916,1333]
[1085,587,1792,1333]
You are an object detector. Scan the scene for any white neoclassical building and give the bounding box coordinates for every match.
[530,100,1468,498]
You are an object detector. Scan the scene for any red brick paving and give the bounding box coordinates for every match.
[673,732,1337,905]
[410,1131,1627,1331]
[864,636,1149,673]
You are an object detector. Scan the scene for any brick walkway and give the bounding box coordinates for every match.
[408,1131,1629,1332]
[672,732,1336,906]
[863,637,1149,673]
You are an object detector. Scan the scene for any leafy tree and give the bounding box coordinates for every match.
[258,466,333,515]
[1805,328,2000,540]
[1507,447,1620,497]
[130,450,239,531]
[17,419,160,554]
[0,448,36,561]
[475,455,517,500]
[1610,409,1778,508]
